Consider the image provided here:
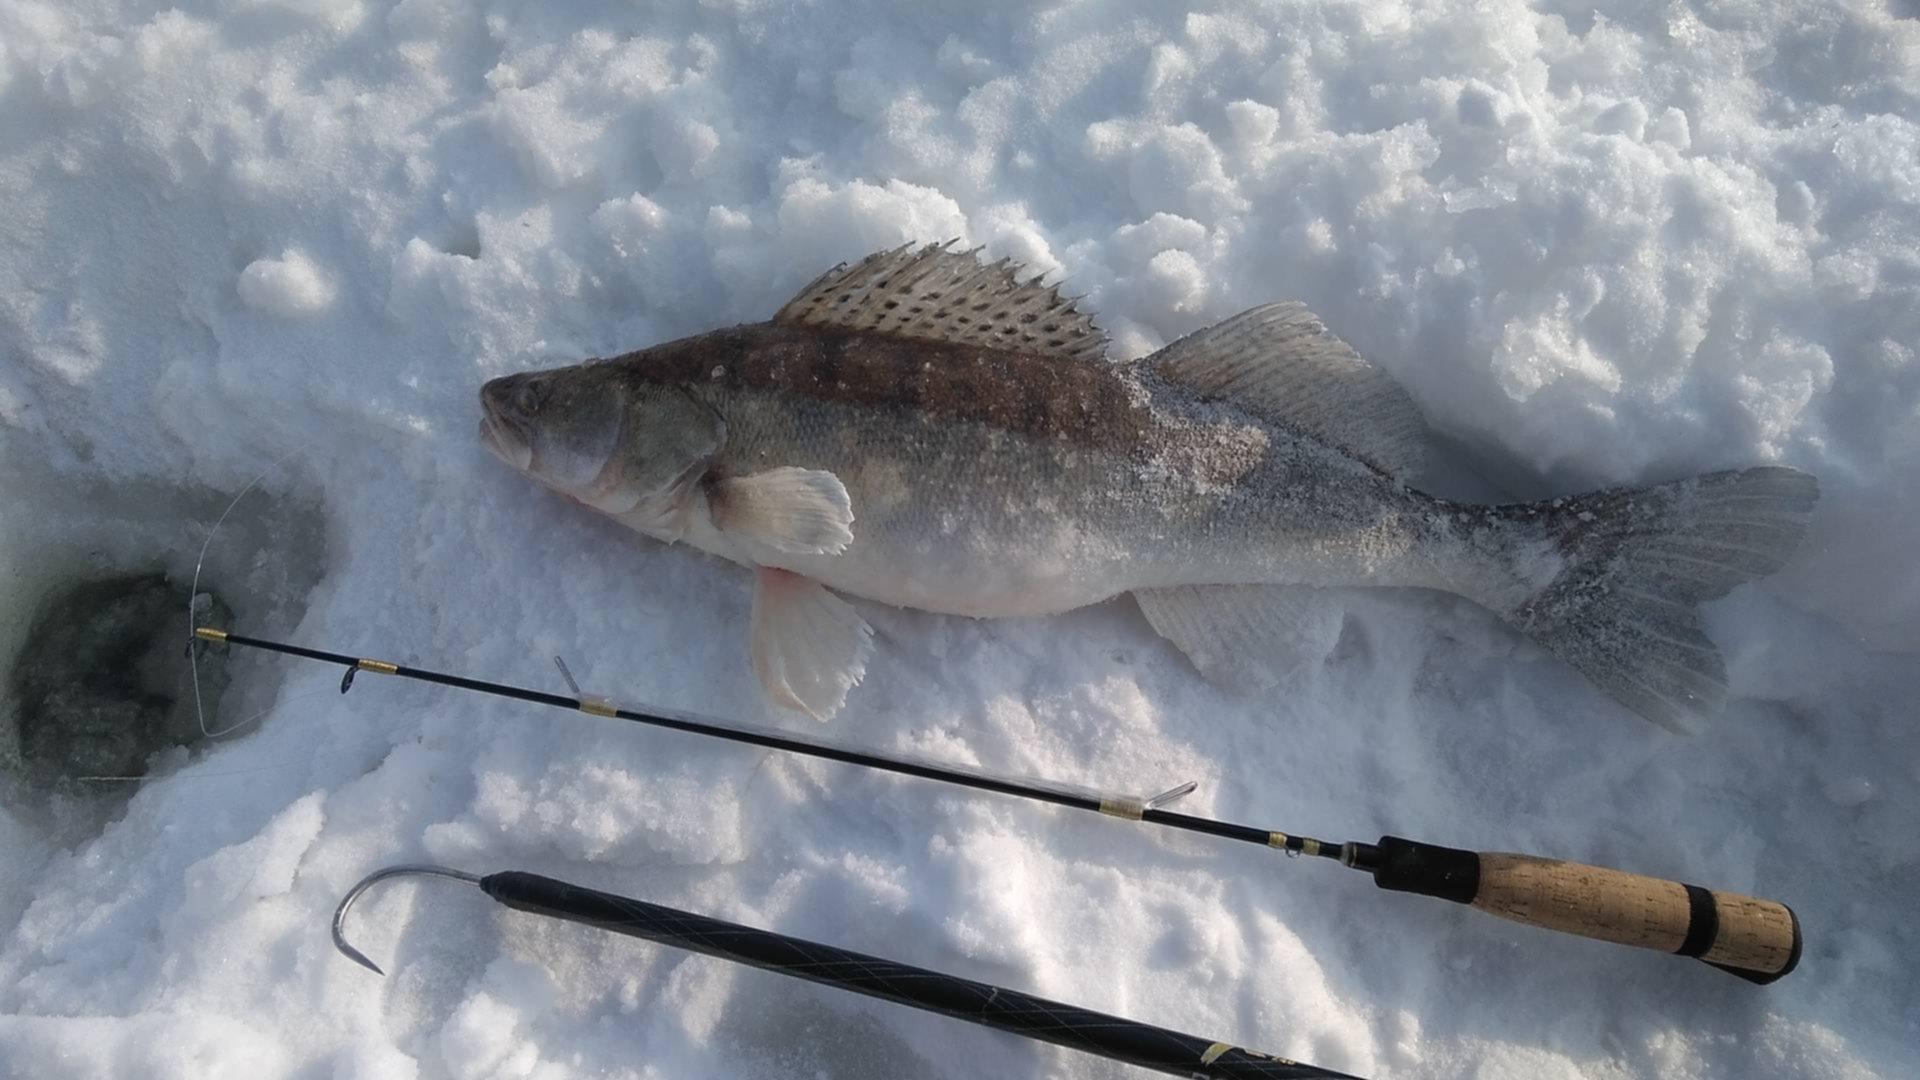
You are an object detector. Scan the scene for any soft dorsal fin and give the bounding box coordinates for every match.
[775,242,1109,363]
[1147,302,1427,477]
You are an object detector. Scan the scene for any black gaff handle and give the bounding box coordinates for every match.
[481,871,1362,1080]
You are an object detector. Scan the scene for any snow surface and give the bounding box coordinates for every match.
[2,1,1917,1077]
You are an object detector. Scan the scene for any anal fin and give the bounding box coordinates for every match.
[1134,585,1349,692]
[750,568,874,720]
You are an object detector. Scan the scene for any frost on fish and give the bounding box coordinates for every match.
[1502,467,1820,732]
[478,243,1818,730]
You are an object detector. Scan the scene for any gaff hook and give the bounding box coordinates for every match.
[328,863,1360,1079]
[331,864,482,975]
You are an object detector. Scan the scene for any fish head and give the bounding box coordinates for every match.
[479,366,625,494]
[480,365,723,520]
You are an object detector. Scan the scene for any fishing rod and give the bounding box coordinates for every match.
[196,626,1802,983]
[332,864,1360,1079]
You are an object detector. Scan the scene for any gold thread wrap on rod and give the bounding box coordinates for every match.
[577,696,618,718]
[357,658,399,675]
[1098,797,1146,820]
[1268,832,1323,856]
[194,627,229,642]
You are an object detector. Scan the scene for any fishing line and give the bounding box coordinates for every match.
[203,625,1805,983]
[70,448,387,787]
[187,447,303,739]
[76,688,389,785]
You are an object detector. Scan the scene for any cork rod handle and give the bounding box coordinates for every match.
[1366,837,1803,983]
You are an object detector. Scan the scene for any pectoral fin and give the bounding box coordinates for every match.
[750,568,873,720]
[1134,584,1348,692]
[710,467,855,555]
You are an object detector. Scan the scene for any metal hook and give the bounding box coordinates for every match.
[332,864,483,976]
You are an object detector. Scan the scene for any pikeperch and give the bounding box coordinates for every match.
[479,243,1817,729]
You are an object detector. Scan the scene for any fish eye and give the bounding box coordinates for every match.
[513,379,549,415]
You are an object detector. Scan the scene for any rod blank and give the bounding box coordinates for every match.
[198,626,1803,982]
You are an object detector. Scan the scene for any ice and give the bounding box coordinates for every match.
[3,0,1917,1078]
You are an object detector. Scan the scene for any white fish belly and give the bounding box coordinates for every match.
[805,522,1162,617]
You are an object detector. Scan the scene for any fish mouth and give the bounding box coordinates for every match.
[478,407,533,472]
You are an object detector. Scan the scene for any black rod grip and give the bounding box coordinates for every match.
[1369,836,1480,902]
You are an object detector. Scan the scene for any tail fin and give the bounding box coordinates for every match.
[1506,466,1818,731]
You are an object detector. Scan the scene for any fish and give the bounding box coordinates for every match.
[479,242,1818,730]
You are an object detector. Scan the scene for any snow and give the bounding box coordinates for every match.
[2,0,1916,1077]
[238,253,338,319]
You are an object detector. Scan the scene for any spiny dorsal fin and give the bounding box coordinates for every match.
[1147,302,1427,477]
[775,242,1109,363]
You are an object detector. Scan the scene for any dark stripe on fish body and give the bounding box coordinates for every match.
[1023,376,1054,437]
[598,322,1149,450]
[810,329,843,394]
